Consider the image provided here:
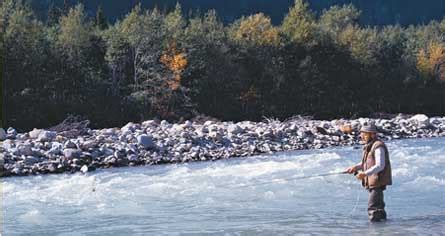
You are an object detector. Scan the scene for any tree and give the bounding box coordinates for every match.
[95,5,107,30]
[417,41,445,80]
[2,0,49,128]
[281,0,316,45]
[47,2,62,26]
[164,3,185,42]
[103,25,131,96]
[229,13,280,46]
[319,4,361,38]
[184,10,225,46]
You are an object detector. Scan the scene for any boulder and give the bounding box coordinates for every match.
[409,114,430,128]
[7,127,17,137]
[137,135,156,149]
[37,130,57,142]
[29,129,44,139]
[121,122,137,133]
[63,149,81,159]
[340,124,353,134]
[228,124,243,135]
[0,128,6,141]
[17,145,33,156]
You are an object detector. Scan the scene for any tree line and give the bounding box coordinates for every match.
[1,0,444,131]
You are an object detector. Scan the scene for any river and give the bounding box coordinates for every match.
[2,137,445,235]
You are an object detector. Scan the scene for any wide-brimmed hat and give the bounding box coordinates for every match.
[360,123,378,133]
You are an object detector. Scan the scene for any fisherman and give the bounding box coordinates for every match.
[345,123,392,222]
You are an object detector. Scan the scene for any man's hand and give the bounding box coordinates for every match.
[344,166,357,174]
[356,172,366,180]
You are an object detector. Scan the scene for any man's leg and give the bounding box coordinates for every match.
[368,187,387,222]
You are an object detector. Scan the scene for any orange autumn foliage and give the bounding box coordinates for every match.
[160,42,188,90]
[417,41,445,80]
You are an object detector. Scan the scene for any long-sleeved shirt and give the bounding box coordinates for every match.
[354,147,385,176]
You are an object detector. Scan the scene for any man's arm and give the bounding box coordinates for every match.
[345,161,362,173]
[354,162,363,171]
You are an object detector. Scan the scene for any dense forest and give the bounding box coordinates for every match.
[1,0,445,131]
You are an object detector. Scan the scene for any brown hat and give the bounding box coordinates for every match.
[360,123,378,133]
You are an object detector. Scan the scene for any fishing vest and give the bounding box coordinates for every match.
[361,139,392,189]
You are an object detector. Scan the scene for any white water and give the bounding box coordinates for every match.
[3,137,445,235]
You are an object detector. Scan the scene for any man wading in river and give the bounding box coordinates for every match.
[345,124,392,222]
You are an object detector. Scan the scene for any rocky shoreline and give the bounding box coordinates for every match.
[1,114,444,177]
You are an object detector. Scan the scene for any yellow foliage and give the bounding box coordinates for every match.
[232,13,280,46]
[160,42,188,90]
[416,41,445,79]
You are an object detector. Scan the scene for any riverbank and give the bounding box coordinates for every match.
[1,114,444,177]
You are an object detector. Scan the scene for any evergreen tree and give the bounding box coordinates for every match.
[281,0,315,45]
[95,5,107,30]
[47,2,62,26]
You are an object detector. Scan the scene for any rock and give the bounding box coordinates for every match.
[24,156,40,165]
[228,124,243,135]
[80,165,89,173]
[37,130,56,142]
[17,145,34,156]
[7,127,17,137]
[0,128,6,141]
[0,154,4,167]
[29,129,44,139]
[160,120,170,126]
[142,120,158,127]
[128,154,139,162]
[314,127,328,135]
[204,120,214,126]
[114,149,127,159]
[64,140,78,149]
[340,124,353,134]
[209,131,223,141]
[80,140,98,150]
[101,128,116,136]
[182,120,193,129]
[63,149,81,159]
[121,122,136,133]
[55,135,64,142]
[409,114,430,128]
[137,135,156,149]
[80,164,96,173]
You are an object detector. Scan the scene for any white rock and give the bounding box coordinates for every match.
[121,122,136,133]
[80,165,89,174]
[81,140,98,150]
[228,124,243,134]
[142,120,157,127]
[128,154,139,162]
[29,129,44,139]
[7,127,17,136]
[137,135,155,149]
[409,114,430,127]
[37,131,56,142]
[182,120,193,129]
[204,121,214,126]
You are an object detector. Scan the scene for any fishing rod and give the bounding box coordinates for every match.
[231,171,358,188]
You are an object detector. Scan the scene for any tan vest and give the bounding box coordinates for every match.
[361,139,392,189]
